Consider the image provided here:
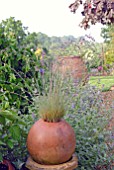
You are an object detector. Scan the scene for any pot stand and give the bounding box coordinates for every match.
[26,154,78,170]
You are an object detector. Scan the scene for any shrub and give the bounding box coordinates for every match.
[0,17,51,168]
[33,77,114,169]
[64,84,114,170]
[0,17,46,114]
[0,109,34,168]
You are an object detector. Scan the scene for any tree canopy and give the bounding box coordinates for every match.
[101,24,114,66]
[69,0,114,29]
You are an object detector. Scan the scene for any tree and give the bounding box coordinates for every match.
[69,0,114,29]
[101,23,114,42]
[103,24,114,66]
[24,32,38,50]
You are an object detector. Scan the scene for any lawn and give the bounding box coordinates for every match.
[88,76,114,91]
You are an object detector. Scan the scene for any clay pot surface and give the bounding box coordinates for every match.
[27,119,76,165]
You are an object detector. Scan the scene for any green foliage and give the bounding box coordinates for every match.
[76,38,103,70]
[101,24,114,43]
[32,77,114,169]
[0,17,113,170]
[0,17,50,167]
[9,29,104,70]
[101,27,111,43]
[24,32,39,50]
[65,84,113,169]
[0,17,46,113]
[101,24,114,68]
[35,32,104,71]
[0,108,33,165]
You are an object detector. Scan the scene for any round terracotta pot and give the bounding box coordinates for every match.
[27,119,76,165]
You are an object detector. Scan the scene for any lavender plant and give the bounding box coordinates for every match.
[65,83,114,169]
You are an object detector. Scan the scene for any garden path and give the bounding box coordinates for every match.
[102,91,114,167]
[102,91,114,130]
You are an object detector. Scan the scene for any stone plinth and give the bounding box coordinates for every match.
[26,154,78,170]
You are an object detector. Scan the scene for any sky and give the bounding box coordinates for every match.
[0,0,104,42]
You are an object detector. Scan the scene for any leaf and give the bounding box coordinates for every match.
[0,110,26,125]
[0,140,6,145]
[9,125,21,141]
[0,153,3,161]
[10,73,16,81]
[0,116,5,125]
[4,101,9,109]
[0,110,17,121]
[7,140,14,149]
[0,66,4,71]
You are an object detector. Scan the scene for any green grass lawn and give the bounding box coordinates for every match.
[88,76,114,91]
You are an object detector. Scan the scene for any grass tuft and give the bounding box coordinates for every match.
[37,85,66,122]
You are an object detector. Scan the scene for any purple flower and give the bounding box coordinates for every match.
[110,133,114,139]
[71,103,75,109]
[98,66,103,72]
[32,113,35,119]
[39,68,45,75]
[42,51,45,57]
